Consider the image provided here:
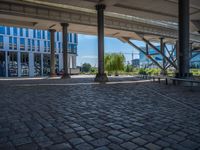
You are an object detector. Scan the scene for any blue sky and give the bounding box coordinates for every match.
[77,34,145,66]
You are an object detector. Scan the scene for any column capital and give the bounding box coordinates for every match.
[60,23,69,27]
[95,4,106,11]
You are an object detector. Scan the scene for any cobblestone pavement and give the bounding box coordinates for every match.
[0,76,200,150]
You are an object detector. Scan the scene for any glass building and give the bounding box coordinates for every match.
[139,46,163,68]
[0,26,78,77]
[139,45,200,69]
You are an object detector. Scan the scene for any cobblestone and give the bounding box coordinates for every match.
[0,76,200,149]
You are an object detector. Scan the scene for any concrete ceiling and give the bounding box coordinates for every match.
[2,0,200,45]
[24,0,200,21]
[18,0,200,32]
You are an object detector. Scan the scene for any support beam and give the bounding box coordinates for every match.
[142,37,177,69]
[95,4,108,82]
[49,29,56,77]
[127,40,163,70]
[177,0,190,78]
[61,23,70,79]
[160,38,167,75]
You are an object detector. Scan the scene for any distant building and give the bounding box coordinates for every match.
[191,53,200,68]
[0,26,78,77]
[139,46,163,68]
[132,59,140,68]
[139,45,200,69]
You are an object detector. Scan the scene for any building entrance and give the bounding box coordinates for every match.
[21,52,29,76]
[43,54,50,76]
[34,53,41,76]
[8,52,18,77]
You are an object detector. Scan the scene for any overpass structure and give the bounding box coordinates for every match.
[0,0,200,81]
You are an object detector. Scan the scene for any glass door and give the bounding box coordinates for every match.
[21,52,29,76]
[34,53,41,76]
[8,52,18,77]
[43,54,50,76]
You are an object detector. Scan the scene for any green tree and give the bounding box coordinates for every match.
[125,64,133,72]
[82,63,91,72]
[105,53,125,76]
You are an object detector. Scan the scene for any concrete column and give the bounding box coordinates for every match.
[160,38,167,75]
[177,0,190,78]
[49,29,56,77]
[58,53,63,71]
[95,4,108,82]
[17,51,21,77]
[29,52,34,77]
[61,23,70,78]
[41,53,44,76]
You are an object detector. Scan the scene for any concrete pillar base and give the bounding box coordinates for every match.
[94,73,108,82]
[62,73,71,79]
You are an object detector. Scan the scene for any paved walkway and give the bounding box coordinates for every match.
[0,76,200,150]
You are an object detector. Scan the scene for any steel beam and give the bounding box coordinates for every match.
[127,40,163,70]
[142,37,177,69]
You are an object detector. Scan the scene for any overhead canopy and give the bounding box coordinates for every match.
[19,0,200,32]
[1,0,200,46]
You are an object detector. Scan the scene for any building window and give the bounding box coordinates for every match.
[0,36,3,49]
[42,31,45,39]
[26,29,29,37]
[33,29,36,38]
[57,32,59,41]
[74,45,77,54]
[37,30,41,39]
[32,39,35,51]
[20,38,25,50]
[21,53,29,76]
[0,26,5,35]
[13,27,18,36]
[7,27,10,35]
[47,41,50,52]
[68,44,71,53]
[73,34,76,43]
[47,32,50,40]
[20,28,23,36]
[9,37,12,50]
[13,37,17,50]
[58,42,61,53]
[44,41,47,52]
[37,40,40,51]
[70,34,72,43]
[28,39,31,51]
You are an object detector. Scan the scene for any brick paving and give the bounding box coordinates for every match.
[0,76,200,150]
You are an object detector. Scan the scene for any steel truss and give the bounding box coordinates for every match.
[122,37,200,74]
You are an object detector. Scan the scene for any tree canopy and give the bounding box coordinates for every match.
[105,53,125,75]
[81,63,91,72]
